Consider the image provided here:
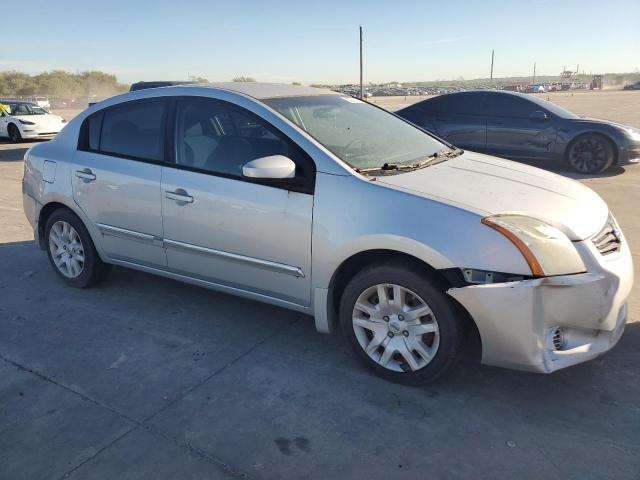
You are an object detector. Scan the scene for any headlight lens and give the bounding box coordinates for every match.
[18,119,35,125]
[481,214,586,277]
[626,128,640,142]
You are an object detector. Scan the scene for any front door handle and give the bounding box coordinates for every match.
[75,169,96,181]
[165,189,194,204]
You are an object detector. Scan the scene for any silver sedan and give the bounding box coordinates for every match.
[22,83,633,384]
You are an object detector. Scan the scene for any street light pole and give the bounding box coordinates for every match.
[490,49,494,81]
[359,25,363,99]
[532,62,536,85]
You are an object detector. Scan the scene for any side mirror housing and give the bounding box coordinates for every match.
[242,155,296,179]
[529,110,549,121]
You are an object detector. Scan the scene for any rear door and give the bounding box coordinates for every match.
[403,93,487,151]
[72,98,168,268]
[484,93,556,160]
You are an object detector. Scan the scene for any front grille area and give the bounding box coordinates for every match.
[592,215,621,256]
[552,327,565,351]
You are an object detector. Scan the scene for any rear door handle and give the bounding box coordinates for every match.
[75,169,96,181]
[165,189,194,204]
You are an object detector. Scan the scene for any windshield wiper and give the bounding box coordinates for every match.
[355,148,464,174]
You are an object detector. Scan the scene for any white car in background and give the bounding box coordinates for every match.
[26,96,51,109]
[0,100,67,142]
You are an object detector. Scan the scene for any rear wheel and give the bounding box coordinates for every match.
[45,209,111,288]
[339,262,465,385]
[566,134,614,174]
[8,124,22,143]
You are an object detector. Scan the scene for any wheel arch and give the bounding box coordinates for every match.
[37,201,75,248]
[7,121,20,135]
[37,200,105,261]
[324,249,478,342]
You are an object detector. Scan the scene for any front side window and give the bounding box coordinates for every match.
[263,95,446,171]
[100,100,166,161]
[487,94,540,118]
[174,98,309,179]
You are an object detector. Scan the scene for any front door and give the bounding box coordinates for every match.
[72,98,168,268]
[0,107,8,136]
[161,97,314,306]
[485,93,556,160]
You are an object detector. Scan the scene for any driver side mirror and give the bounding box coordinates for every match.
[242,155,296,179]
[529,110,548,121]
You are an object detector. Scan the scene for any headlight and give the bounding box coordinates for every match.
[481,214,586,277]
[626,128,640,142]
[18,119,35,125]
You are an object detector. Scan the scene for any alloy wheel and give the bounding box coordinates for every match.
[352,283,439,372]
[568,137,608,173]
[48,221,85,278]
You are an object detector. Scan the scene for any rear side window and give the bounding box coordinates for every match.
[79,100,167,162]
[100,101,166,161]
[420,93,485,115]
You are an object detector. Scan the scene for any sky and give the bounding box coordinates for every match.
[3,0,639,85]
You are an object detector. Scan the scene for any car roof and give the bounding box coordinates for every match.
[0,99,34,104]
[176,82,337,99]
[129,81,197,91]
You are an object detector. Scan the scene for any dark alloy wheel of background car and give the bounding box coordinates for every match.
[397,90,640,174]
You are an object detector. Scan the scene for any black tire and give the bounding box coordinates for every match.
[566,133,615,174]
[8,123,22,143]
[339,261,465,385]
[44,208,111,288]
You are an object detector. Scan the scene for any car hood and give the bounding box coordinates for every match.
[376,151,608,240]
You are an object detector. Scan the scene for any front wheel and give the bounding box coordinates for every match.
[340,262,465,385]
[8,124,22,143]
[566,134,615,174]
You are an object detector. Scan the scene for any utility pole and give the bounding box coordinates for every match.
[490,49,494,81]
[532,62,536,85]
[359,26,364,99]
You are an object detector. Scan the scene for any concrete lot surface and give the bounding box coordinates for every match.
[1,91,639,479]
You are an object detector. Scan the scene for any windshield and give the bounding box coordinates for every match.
[8,103,48,116]
[263,95,447,170]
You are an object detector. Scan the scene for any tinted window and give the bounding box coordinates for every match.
[418,93,485,115]
[100,100,166,161]
[87,112,103,151]
[487,94,538,118]
[174,98,311,179]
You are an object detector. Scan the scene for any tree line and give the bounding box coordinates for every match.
[0,70,128,98]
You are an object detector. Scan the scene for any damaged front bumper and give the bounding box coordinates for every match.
[448,239,633,373]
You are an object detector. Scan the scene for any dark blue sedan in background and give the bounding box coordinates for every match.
[397,90,640,174]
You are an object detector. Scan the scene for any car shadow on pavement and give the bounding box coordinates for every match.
[1,237,639,479]
[516,158,628,180]
[0,140,36,162]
